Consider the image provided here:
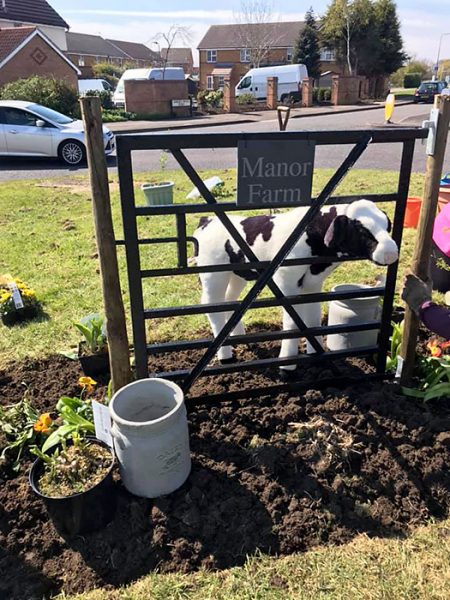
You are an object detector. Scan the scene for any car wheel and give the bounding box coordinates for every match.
[58,140,85,166]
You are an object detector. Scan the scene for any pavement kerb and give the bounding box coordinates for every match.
[109,100,415,135]
[290,100,414,120]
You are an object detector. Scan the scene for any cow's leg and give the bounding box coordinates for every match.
[225,274,247,337]
[199,272,233,361]
[277,277,323,370]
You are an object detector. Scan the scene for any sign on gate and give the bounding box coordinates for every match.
[237,139,315,206]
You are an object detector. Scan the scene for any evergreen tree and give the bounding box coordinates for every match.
[293,7,321,81]
[373,0,407,75]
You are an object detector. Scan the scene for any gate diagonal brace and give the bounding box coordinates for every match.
[172,149,325,355]
[175,134,373,392]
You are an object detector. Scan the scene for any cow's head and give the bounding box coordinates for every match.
[324,199,398,265]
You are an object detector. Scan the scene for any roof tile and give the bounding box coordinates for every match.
[0,0,69,30]
[197,22,304,50]
[0,26,36,63]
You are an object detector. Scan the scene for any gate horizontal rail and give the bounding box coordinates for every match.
[147,321,382,354]
[132,193,399,216]
[153,345,378,380]
[144,287,385,319]
[117,128,427,153]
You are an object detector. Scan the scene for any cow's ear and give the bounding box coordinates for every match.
[324,215,348,248]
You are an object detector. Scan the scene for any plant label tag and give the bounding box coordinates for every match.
[8,282,24,309]
[395,355,404,379]
[92,400,113,448]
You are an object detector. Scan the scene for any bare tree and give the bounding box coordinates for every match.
[234,0,282,68]
[153,25,192,79]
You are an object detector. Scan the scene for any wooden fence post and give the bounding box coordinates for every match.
[80,96,132,393]
[400,94,450,383]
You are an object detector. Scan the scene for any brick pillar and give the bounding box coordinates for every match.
[266,77,278,109]
[223,76,237,113]
[301,77,313,107]
[331,75,340,106]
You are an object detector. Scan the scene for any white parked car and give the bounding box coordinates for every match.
[0,100,115,166]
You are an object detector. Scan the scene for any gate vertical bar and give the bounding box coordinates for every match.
[117,140,149,378]
[376,139,416,373]
[176,214,188,267]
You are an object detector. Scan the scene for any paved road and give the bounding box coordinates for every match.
[0,104,442,182]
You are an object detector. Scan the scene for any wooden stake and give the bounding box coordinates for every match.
[80,96,132,393]
[400,94,450,383]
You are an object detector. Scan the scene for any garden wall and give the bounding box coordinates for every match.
[124,80,190,117]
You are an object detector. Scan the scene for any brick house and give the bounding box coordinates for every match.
[197,22,340,90]
[66,32,158,77]
[0,26,80,88]
[66,32,129,78]
[0,0,69,51]
[160,47,194,74]
[107,39,159,68]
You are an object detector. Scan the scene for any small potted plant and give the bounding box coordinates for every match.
[141,151,174,206]
[75,313,109,377]
[30,433,116,537]
[0,275,40,326]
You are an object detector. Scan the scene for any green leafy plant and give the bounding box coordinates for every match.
[0,275,40,321]
[75,313,107,355]
[402,339,450,401]
[42,377,97,453]
[0,76,79,117]
[83,89,114,110]
[236,93,256,106]
[211,181,233,199]
[0,395,42,471]
[32,433,111,497]
[386,320,404,372]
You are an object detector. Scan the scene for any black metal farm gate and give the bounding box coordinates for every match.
[116,128,427,402]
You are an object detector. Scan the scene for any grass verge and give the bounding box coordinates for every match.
[0,168,425,365]
[61,518,450,600]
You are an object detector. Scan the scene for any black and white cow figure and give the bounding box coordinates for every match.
[192,199,398,370]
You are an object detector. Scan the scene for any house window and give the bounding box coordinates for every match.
[78,55,85,67]
[287,47,294,62]
[218,75,225,89]
[206,50,217,63]
[206,75,214,90]
[240,48,251,63]
[320,49,335,61]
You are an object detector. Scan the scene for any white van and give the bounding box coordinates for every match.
[78,79,112,95]
[113,67,185,107]
[235,64,308,103]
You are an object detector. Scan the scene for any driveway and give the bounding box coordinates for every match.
[0,104,443,181]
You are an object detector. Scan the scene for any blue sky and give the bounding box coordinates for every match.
[51,1,449,64]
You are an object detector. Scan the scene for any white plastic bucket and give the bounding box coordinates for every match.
[327,284,381,351]
[109,379,191,498]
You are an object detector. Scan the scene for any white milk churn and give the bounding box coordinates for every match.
[327,283,382,351]
[109,379,191,498]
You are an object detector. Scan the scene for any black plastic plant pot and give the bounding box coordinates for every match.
[430,241,450,293]
[1,305,38,326]
[29,438,117,538]
[78,344,110,377]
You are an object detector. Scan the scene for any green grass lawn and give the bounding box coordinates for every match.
[62,517,450,600]
[0,168,425,365]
